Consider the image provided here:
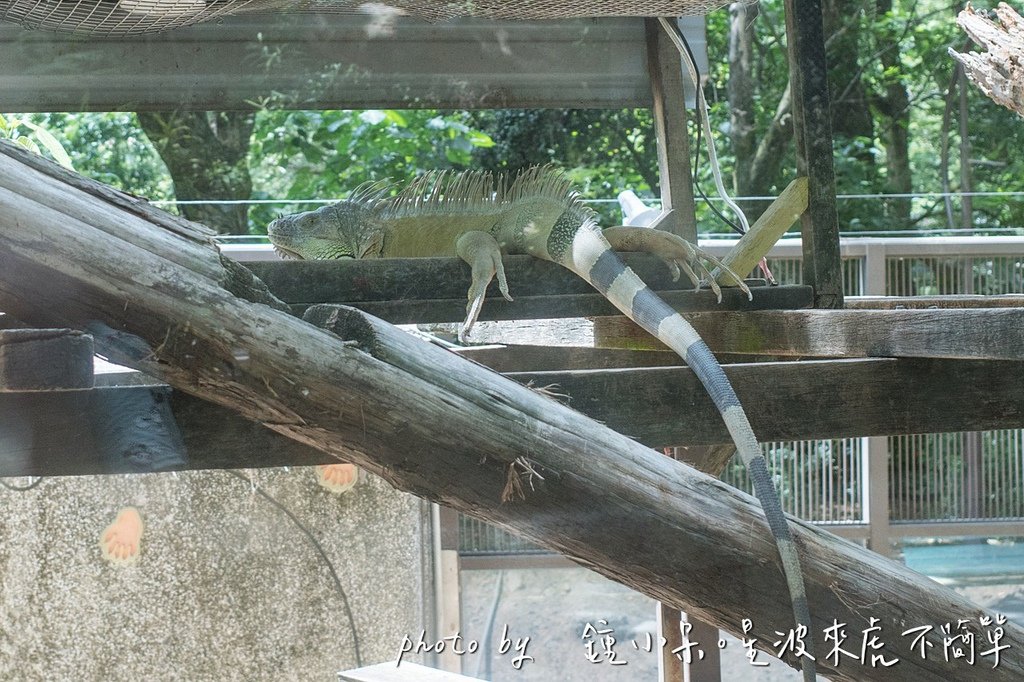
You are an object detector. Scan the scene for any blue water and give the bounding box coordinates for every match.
[903,541,1024,625]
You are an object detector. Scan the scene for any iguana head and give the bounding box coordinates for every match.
[268,201,384,260]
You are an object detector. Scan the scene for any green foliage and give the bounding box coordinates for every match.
[0,113,74,169]
[5,112,174,201]
[468,109,660,225]
[248,109,494,232]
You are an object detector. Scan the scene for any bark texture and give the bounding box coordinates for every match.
[951,3,1024,117]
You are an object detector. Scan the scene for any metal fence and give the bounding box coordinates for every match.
[454,235,1024,557]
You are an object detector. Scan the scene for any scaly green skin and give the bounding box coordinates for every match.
[268,167,816,680]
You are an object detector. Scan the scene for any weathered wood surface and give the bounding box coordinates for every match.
[0,328,94,391]
[784,0,844,308]
[508,358,1024,446]
[645,17,697,241]
[951,3,1024,118]
[8,356,1020,474]
[592,308,1024,360]
[455,344,684,372]
[0,384,328,476]
[846,294,1024,309]
[1,141,1022,680]
[246,258,813,323]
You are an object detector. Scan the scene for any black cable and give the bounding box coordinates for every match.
[225,470,363,668]
[693,113,746,236]
[0,477,43,491]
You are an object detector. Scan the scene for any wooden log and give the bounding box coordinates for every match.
[591,308,1024,360]
[0,140,1021,680]
[951,3,1024,118]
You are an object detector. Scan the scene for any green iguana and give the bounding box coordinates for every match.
[268,166,816,680]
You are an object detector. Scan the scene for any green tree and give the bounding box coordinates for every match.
[137,111,256,235]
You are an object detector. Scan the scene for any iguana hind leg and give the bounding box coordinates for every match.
[602,226,752,303]
[455,231,513,342]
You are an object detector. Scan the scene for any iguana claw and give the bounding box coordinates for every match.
[456,231,513,342]
[602,225,751,303]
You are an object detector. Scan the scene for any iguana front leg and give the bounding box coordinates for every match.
[602,226,751,303]
[455,231,513,341]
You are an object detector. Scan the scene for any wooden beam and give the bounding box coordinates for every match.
[0,328,94,391]
[846,295,1024,309]
[783,0,843,308]
[591,308,1024,360]
[0,384,327,476]
[645,17,697,241]
[455,344,684,372]
[5,356,1021,474]
[1,141,1021,681]
[507,358,1024,446]
[246,256,760,303]
[245,258,813,324]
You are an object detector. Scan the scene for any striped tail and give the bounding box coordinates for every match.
[552,223,816,682]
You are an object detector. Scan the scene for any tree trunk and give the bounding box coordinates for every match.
[136,111,255,234]
[1,140,1023,681]
[876,0,912,227]
[951,3,1024,118]
[728,2,758,196]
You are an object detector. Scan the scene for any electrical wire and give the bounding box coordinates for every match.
[225,469,363,668]
[657,17,751,236]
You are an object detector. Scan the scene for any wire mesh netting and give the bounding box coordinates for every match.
[0,0,739,36]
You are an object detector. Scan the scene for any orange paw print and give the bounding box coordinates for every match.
[99,507,144,565]
[314,463,359,494]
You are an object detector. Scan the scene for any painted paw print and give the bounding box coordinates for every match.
[99,507,144,565]
[315,463,359,494]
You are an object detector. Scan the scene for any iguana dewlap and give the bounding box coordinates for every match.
[268,166,816,681]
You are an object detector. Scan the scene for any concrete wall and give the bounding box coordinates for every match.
[0,467,433,680]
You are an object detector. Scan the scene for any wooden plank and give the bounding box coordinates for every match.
[846,295,1024,309]
[645,17,697,241]
[7,356,1019,476]
[507,358,1024,446]
[322,285,810,325]
[2,140,1021,681]
[0,328,94,391]
[592,308,1024,360]
[246,255,768,303]
[455,344,683,372]
[0,385,329,476]
[247,258,813,323]
[783,0,843,308]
